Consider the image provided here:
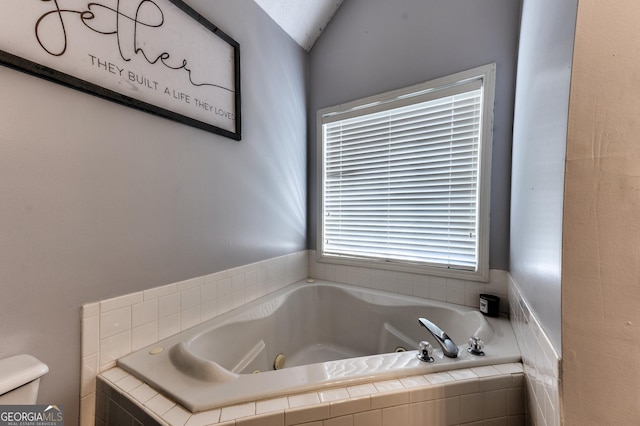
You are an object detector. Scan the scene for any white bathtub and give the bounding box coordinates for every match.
[118,279,520,412]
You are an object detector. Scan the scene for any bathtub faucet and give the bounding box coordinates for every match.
[418,317,459,358]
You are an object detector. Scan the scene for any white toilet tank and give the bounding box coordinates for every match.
[0,355,49,404]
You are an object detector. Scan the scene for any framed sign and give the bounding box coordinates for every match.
[0,0,241,140]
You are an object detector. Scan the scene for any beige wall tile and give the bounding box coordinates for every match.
[330,396,370,418]
[458,393,483,424]
[381,405,409,426]
[408,400,439,426]
[370,390,409,410]
[237,411,285,426]
[483,389,508,419]
[408,384,445,403]
[353,410,381,426]
[286,404,330,426]
[323,415,353,426]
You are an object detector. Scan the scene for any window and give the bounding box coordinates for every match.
[317,64,495,281]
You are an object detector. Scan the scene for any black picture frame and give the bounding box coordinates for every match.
[0,0,241,140]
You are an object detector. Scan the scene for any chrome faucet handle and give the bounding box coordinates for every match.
[418,317,459,358]
[467,336,485,356]
[416,341,434,363]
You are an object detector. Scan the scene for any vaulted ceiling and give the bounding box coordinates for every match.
[252,0,344,51]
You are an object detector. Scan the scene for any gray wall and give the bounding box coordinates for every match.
[0,1,307,423]
[510,0,578,353]
[308,0,522,271]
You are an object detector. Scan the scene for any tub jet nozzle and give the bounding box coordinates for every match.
[273,353,286,370]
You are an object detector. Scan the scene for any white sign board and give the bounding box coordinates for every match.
[0,0,241,140]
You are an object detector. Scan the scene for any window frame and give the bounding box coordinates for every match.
[316,63,495,282]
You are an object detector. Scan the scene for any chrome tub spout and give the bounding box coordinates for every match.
[418,317,459,358]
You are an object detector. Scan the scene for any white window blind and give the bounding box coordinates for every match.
[319,68,493,276]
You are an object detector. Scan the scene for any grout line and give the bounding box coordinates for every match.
[98,363,525,425]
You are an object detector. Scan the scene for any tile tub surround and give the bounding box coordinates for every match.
[508,274,561,426]
[97,363,525,426]
[81,251,309,426]
[309,251,511,314]
[81,249,511,425]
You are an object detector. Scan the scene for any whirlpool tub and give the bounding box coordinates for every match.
[118,279,520,412]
